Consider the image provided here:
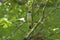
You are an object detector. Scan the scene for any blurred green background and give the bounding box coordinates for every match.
[0,0,60,40]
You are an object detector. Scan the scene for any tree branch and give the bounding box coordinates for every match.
[24,0,49,40]
[5,23,25,40]
[24,2,60,40]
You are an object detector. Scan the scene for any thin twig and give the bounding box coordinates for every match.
[5,23,25,40]
[30,6,60,40]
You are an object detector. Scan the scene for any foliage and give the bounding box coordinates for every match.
[0,0,60,40]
